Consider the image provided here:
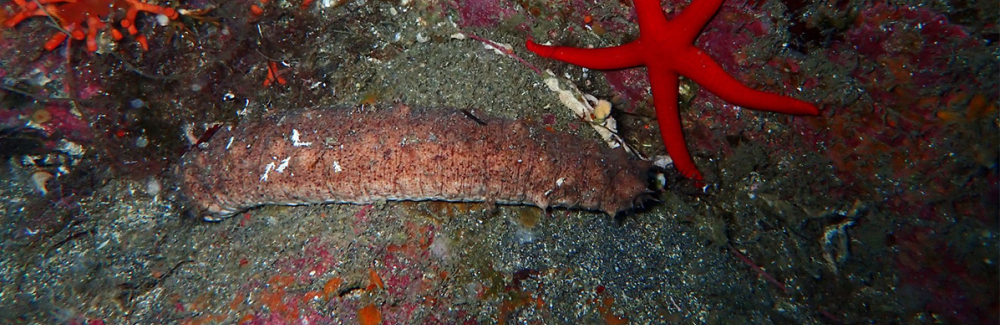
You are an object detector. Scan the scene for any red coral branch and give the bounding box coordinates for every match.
[3,0,179,52]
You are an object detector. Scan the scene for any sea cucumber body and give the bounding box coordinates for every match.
[181,106,651,219]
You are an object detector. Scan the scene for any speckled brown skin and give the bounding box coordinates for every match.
[181,105,651,220]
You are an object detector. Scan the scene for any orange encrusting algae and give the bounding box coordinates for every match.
[592,286,629,325]
[263,61,288,87]
[936,93,998,122]
[3,0,178,52]
[367,268,384,291]
[250,4,264,16]
[323,277,344,300]
[358,304,382,325]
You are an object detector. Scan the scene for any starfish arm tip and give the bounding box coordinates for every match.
[790,100,821,115]
[806,103,821,115]
[675,165,704,181]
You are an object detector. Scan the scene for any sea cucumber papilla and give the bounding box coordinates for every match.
[180,105,652,220]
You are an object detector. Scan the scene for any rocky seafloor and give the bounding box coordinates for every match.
[0,0,996,323]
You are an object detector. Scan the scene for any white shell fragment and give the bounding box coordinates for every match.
[542,73,642,158]
[31,170,53,195]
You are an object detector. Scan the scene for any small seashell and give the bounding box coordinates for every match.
[30,108,52,124]
[31,170,53,195]
[593,99,612,121]
[146,177,162,196]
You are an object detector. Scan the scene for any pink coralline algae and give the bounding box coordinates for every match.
[792,4,997,323]
[455,0,519,28]
[807,3,995,196]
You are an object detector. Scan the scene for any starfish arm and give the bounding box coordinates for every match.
[649,68,704,180]
[633,0,671,32]
[677,49,819,115]
[671,0,724,43]
[526,39,646,70]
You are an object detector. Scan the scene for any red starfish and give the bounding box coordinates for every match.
[527,0,819,181]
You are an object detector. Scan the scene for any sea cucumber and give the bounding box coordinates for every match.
[180,105,652,220]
